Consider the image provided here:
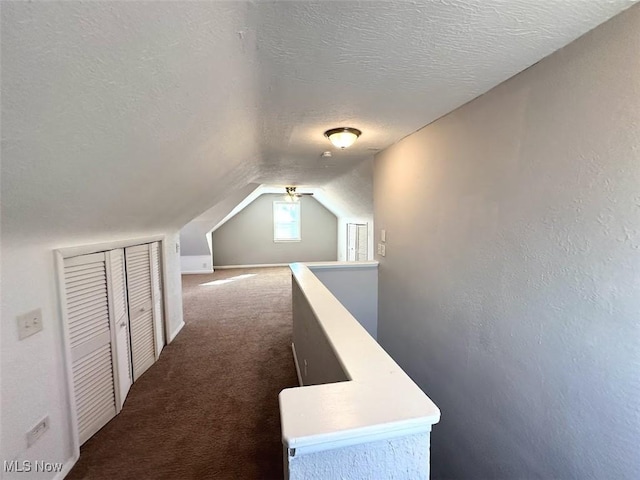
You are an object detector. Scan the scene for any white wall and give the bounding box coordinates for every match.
[212,194,338,266]
[374,6,640,480]
[179,183,261,273]
[318,158,375,262]
[0,232,184,478]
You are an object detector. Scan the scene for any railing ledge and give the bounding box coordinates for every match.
[280,262,440,456]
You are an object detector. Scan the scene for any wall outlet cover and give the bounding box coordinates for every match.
[27,416,49,447]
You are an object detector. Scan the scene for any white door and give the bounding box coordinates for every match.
[347,223,357,261]
[125,244,156,381]
[106,249,132,410]
[356,224,368,261]
[63,252,117,444]
[150,242,165,359]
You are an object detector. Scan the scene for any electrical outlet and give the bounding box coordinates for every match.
[377,244,382,255]
[380,244,386,257]
[27,416,49,447]
[17,308,43,340]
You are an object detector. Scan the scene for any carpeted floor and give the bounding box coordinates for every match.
[67,267,298,480]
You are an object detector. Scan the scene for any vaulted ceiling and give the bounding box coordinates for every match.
[2,1,634,242]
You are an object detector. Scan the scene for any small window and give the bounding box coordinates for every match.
[273,201,301,242]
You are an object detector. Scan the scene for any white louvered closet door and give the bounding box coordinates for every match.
[63,252,117,445]
[106,249,132,409]
[150,242,165,359]
[125,244,156,381]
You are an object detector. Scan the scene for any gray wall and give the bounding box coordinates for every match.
[310,265,378,339]
[212,194,337,266]
[374,6,640,480]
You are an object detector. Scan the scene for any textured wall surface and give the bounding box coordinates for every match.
[0,231,184,478]
[375,7,640,480]
[292,280,349,386]
[180,183,261,257]
[311,265,378,339]
[2,1,637,476]
[2,1,635,240]
[287,433,430,480]
[212,195,337,266]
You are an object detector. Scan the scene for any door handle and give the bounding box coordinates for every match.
[139,307,145,312]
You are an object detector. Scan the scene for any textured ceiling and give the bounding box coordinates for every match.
[1,1,635,241]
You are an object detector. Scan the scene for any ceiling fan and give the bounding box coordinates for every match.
[285,186,313,201]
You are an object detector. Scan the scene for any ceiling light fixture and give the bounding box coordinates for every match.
[285,186,314,202]
[324,127,361,149]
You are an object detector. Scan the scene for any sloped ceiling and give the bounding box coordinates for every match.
[2,1,635,242]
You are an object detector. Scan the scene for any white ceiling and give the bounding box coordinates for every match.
[2,1,635,241]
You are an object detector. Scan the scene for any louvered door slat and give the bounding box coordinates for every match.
[129,284,151,305]
[107,248,132,410]
[68,305,109,333]
[69,308,109,332]
[68,292,108,315]
[73,356,113,384]
[71,324,109,346]
[67,283,108,301]
[64,253,117,445]
[125,245,156,381]
[76,372,115,408]
[66,266,105,279]
[129,286,151,302]
[129,308,154,380]
[78,401,115,434]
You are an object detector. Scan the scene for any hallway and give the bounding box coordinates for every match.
[67,267,298,480]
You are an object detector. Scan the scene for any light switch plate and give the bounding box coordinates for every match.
[381,229,386,242]
[17,308,43,340]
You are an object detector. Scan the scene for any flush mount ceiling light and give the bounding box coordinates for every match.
[324,127,362,149]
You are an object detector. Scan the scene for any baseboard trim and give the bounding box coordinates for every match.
[169,321,185,343]
[214,263,289,269]
[181,269,214,274]
[291,342,304,387]
[54,453,79,480]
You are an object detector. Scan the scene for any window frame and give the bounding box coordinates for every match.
[273,201,301,243]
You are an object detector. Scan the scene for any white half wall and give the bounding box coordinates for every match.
[287,433,430,480]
